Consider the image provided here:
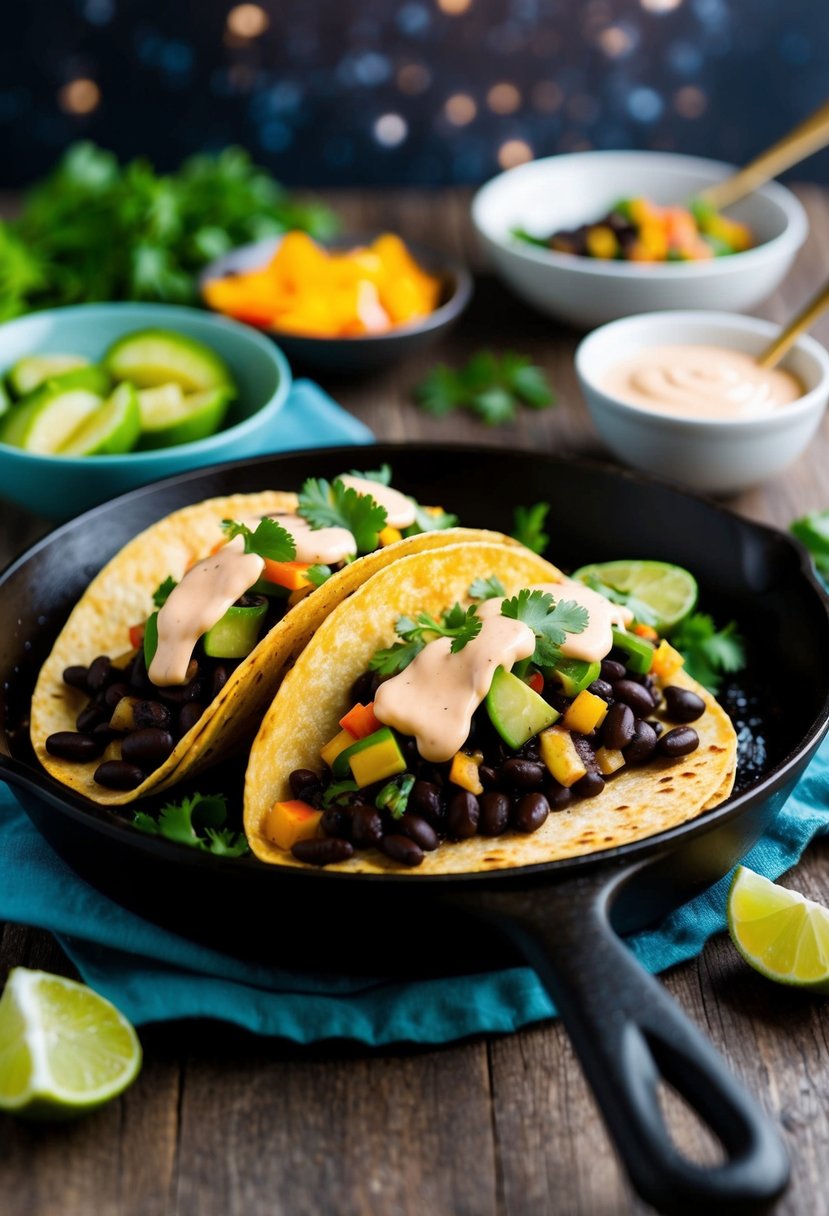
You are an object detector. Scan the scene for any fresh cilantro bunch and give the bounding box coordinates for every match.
[0,142,338,317]
[133,793,248,857]
[791,509,829,581]
[511,503,550,555]
[501,589,588,667]
[298,477,387,554]
[370,603,482,676]
[221,517,296,562]
[670,614,745,693]
[415,351,555,426]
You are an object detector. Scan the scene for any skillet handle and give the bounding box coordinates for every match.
[453,869,789,1216]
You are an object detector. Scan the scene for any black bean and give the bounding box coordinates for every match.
[647,718,664,737]
[602,701,635,750]
[657,726,700,758]
[397,813,438,851]
[92,721,117,745]
[588,678,614,702]
[381,834,424,867]
[289,768,323,800]
[350,670,380,704]
[520,736,540,760]
[321,806,352,840]
[479,791,511,835]
[624,720,658,764]
[86,655,113,693]
[292,838,354,866]
[447,790,479,839]
[613,679,655,716]
[410,780,443,825]
[662,685,706,724]
[211,664,230,699]
[514,792,550,833]
[478,764,500,789]
[121,727,175,770]
[600,658,626,683]
[63,664,89,690]
[544,780,573,811]
[351,805,384,848]
[45,731,102,761]
[183,676,208,703]
[134,700,172,731]
[128,653,151,690]
[104,682,131,710]
[76,702,106,734]
[501,758,545,789]
[571,734,599,771]
[175,702,205,738]
[94,760,145,790]
[574,771,606,799]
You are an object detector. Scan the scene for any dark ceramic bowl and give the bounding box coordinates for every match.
[199,234,473,373]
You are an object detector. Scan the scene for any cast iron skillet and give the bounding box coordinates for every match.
[2,445,828,1216]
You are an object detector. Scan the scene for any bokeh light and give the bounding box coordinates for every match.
[674,84,708,117]
[58,78,101,115]
[374,112,409,146]
[487,82,521,115]
[532,81,564,113]
[226,4,269,39]
[497,138,533,169]
[640,0,683,10]
[444,93,477,125]
[436,0,473,13]
[397,62,432,94]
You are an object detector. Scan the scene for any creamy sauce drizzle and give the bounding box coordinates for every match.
[337,474,417,528]
[603,345,802,420]
[532,580,632,663]
[268,513,357,564]
[374,613,535,763]
[148,537,264,687]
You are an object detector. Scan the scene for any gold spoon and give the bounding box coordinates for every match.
[757,278,829,369]
[698,98,829,213]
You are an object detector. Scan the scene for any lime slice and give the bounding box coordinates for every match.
[137,384,233,448]
[7,354,90,398]
[0,385,103,453]
[0,968,141,1119]
[571,559,698,633]
[104,329,234,392]
[61,382,141,456]
[727,866,829,992]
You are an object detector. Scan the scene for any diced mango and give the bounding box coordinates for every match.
[339,701,383,740]
[321,728,356,770]
[265,799,322,851]
[349,734,407,788]
[585,225,618,260]
[539,726,588,788]
[651,639,685,681]
[109,696,141,732]
[378,525,403,547]
[595,746,626,776]
[561,690,608,735]
[449,750,484,795]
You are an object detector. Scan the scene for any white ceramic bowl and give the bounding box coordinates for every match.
[471,152,808,329]
[575,311,829,495]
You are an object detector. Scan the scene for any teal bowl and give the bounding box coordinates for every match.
[0,303,291,520]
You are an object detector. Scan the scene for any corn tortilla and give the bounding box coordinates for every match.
[244,543,737,873]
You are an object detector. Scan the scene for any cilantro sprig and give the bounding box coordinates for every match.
[670,613,746,694]
[152,576,178,608]
[511,503,550,555]
[133,793,249,858]
[370,603,482,676]
[347,463,392,485]
[298,477,387,554]
[415,351,555,426]
[501,589,588,667]
[221,517,296,562]
[791,509,829,581]
[469,575,507,601]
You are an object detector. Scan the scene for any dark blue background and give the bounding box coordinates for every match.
[1,0,828,187]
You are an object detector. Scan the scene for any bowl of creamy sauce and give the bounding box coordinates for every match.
[576,311,829,495]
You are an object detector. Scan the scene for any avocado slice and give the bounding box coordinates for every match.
[7,354,91,398]
[486,665,559,750]
[104,329,235,393]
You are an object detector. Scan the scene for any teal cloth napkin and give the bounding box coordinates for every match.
[268,377,374,450]
[2,731,828,1044]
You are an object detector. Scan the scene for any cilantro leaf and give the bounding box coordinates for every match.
[472,386,517,426]
[203,828,250,857]
[221,517,296,562]
[791,510,829,580]
[297,477,387,553]
[579,574,659,628]
[369,636,426,677]
[369,603,482,675]
[469,575,507,601]
[152,576,178,608]
[403,502,459,535]
[414,351,555,426]
[347,463,392,486]
[132,793,249,857]
[670,613,746,693]
[414,364,466,416]
[511,503,550,555]
[501,589,588,668]
[500,352,555,409]
[376,774,415,819]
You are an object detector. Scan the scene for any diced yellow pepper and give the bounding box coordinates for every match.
[595,747,626,776]
[378,525,403,547]
[321,728,356,770]
[539,726,588,788]
[651,640,685,681]
[449,750,484,795]
[586,225,619,260]
[349,735,407,788]
[265,800,322,851]
[562,690,608,735]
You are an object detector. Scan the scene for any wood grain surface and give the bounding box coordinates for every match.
[2,187,829,1216]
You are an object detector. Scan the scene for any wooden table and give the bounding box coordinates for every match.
[3,188,829,1216]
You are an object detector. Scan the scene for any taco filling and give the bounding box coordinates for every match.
[245,544,736,873]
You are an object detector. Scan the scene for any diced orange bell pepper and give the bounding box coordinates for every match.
[264,800,322,851]
[262,559,313,591]
[633,623,659,641]
[449,750,484,795]
[339,701,383,740]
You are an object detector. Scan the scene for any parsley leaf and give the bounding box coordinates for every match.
[221,517,296,562]
[132,792,249,857]
[511,503,550,555]
[669,613,746,693]
[369,603,482,675]
[791,509,829,580]
[469,575,507,601]
[297,477,387,554]
[152,575,178,608]
[414,351,555,426]
[347,463,392,485]
[501,589,588,667]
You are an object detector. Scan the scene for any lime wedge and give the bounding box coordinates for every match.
[0,968,141,1119]
[571,559,698,633]
[61,382,141,456]
[104,329,234,392]
[0,385,103,453]
[727,866,829,992]
[137,384,233,448]
[7,354,90,398]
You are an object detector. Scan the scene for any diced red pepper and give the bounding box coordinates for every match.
[526,670,544,695]
[339,701,382,740]
[128,623,145,649]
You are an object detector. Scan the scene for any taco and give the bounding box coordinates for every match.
[243,542,737,873]
[31,469,514,806]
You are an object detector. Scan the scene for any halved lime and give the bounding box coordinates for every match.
[104,329,234,392]
[61,382,142,456]
[571,559,698,633]
[0,385,103,453]
[137,384,234,448]
[727,866,829,992]
[7,354,90,398]
[0,968,142,1119]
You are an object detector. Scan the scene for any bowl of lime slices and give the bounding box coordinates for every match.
[0,303,290,519]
